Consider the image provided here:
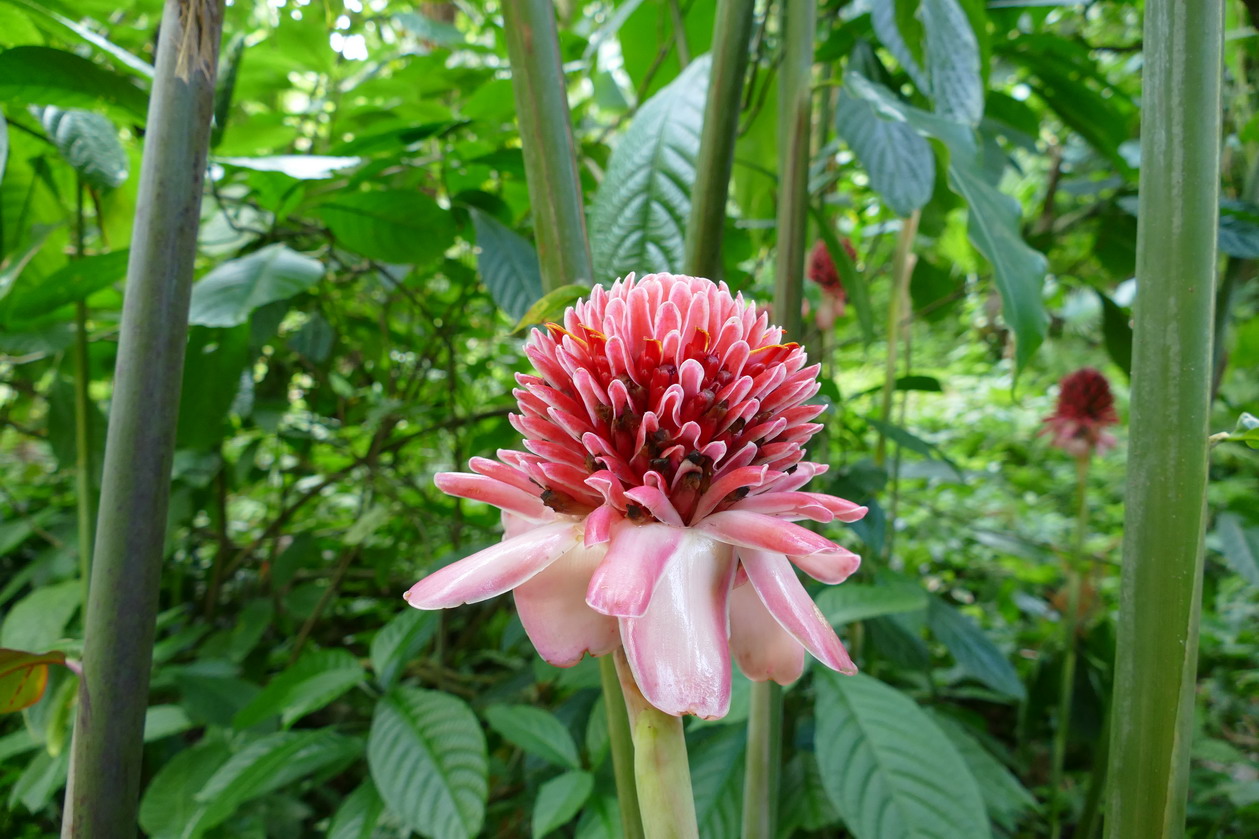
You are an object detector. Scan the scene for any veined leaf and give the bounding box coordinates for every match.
[37,106,128,189]
[484,704,581,770]
[815,671,991,839]
[780,751,840,833]
[689,725,745,839]
[923,0,984,124]
[469,208,543,320]
[368,687,488,839]
[0,46,148,120]
[188,244,324,328]
[532,770,594,838]
[232,648,365,730]
[932,712,1038,831]
[590,55,709,281]
[927,596,1025,699]
[370,607,438,691]
[317,190,454,266]
[328,781,386,839]
[836,88,935,218]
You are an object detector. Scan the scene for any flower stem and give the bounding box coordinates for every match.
[500,0,593,291]
[72,181,95,613]
[614,650,699,839]
[875,210,920,469]
[1105,2,1221,837]
[61,1,224,835]
[741,679,783,839]
[1050,455,1091,838]
[600,654,646,839]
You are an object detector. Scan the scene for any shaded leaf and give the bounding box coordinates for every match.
[836,86,936,217]
[932,712,1038,832]
[470,208,543,320]
[923,0,984,124]
[37,106,128,189]
[484,704,581,770]
[1096,289,1133,379]
[0,46,148,120]
[927,596,1026,699]
[329,781,386,839]
[817,581,928,626]
[232,648,365,730]
[188,244,324,328]
[689,725,745,839]
[317,190,454,265]
[1215,513,1259,587]
[370,608,439,691]
[532,770,594,838]
[141,740,230,838]
[780,751,840,832]
[0,648,68,714]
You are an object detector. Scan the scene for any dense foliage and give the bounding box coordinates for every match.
[0,0,1256,837]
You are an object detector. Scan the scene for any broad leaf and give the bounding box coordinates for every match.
[1096,289,1133,379]
[835,89,935,217]
[932,712,1038,832]
[927,596,1026,699]
[484,704,581,770]
[0,46,148,120]
[328,781,386,839]
[780,751,839,833]
[815,671,991,839]
[0,250,129,327]
[0,580,79,652]
[317,190,454,265]
[817,581,928,626]
[177,324,252,450]
[369,687,488,839]
[689,725,745,839]
[590,54,709,281]
[188,244,324,327]
[37,106,128,189]
[0,0,154,78]
[0,648,68,713]
[532,770,594,838]
[923,0,984,124]
[469,208,543,320]
[139,741,231,839]
[1215,513,1259,587]
[370,607,438,691]
[232,648,365,729]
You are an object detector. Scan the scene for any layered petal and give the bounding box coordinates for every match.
[404,521,579,608]
[515,542,621,667]
[586,521,686,617]
[620,531,737,719]
[693,509,838,556]
[435,472,548,520]
[729,582,805,684]
[790,545,862,584]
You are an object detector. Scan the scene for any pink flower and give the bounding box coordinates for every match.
[805,239,849,330]
[405,273,866,718]
[1042,367,1120,458]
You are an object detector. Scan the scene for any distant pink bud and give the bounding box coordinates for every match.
[1041,367,1120,458]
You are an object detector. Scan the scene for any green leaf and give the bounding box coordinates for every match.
[815,671,991,839]
[864,416,965,480]
[139,740,230,836]
[143,704,193,742]
[932,713,1038,832]
[0,46,148,120]
[370,607,439,691]
[511,283,591,334]
[1096,289,1133,378]
[0,0,154,78]
[922,0,984,124]
[532,770,594,838]
[835,87,936,217]
[0,250,129,327]
[469,208,543,320]
[396,11,468,47]
[10,747,68,813]
[368,687,488,839]
[590,54,709,281]
[780,751,840,833]
[927,596,1025,699]
[0,648,68,713]
[232,648,365,730]
[689,726,745,839]
[177,324,252,450]
[0,580,79,652]
[328,781,386,839]
[216,155,362,180]
[0,110,7,184]
[37,106,128,189]
[1215,513,1259,587]
[484,704,581,770]
[817,581,928,626]
[869,0,928,90]
[188,244,324,328]
[317,190,454,265]
[1219,200,1259,258]
[189,730,362,836]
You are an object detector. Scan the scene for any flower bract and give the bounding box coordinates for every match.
[1042,367,1120,458]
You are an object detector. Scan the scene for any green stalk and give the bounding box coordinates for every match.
[683,0,756,280]
[61,2,224,836]
[500,0,593,291]
[614,650,699,839]
[72,181,95,611]
[600,655,645,839]
[1105,3,1222,838]
[743,5,814,837]
[1050,455,1091,838]
[874,211,919,468]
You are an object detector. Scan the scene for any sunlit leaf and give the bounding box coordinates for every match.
[0,648,68,713]
[188,244,324,327]
[817,581,928,626]
[37,106,128,189]
[0,46,148,120]
[470,208,544,320]
[511,283,590,334]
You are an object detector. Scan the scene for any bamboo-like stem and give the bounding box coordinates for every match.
[500,0,593,291]
[61,2,224,836]
[1105,3,1222,838]
[683,0,756,280]
[742,679,784,839]
[72,181,95,611]
[874,211,920,468]
[614,650,699,839]
[600,655,646,839]
[1050,455,1091,838]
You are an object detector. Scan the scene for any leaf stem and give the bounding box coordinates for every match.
[874,210,920,468]
[742,679,784,839]
[600,654,646,839]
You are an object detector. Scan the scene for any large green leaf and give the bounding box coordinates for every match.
[532,770,594,838]
[139,740,232,839]
[484,704,581,770]
[370,607,438,691]
[927,596,1025,699]
[780,751,840,833]
[922,0,983,124]
[817,581,928,626]
[1215,513,1259,588]
[844,72,1048,368]
[0,0,154,78]
[328,781,386,839]
[0,46,148,120]
[177,324,252,451]
[815,671,991,839]
[835,88,935,217]
[368,687,488,839]
[232,648,366,730]
[0,250,128,327]
[0,580,79,651]
[37,106,128,189]
[932,712,1038,832]
[590,54,709,281]
[317,190,454,265]
[188,244,324,327]
[469,208,543,320]
[689,725,745,839]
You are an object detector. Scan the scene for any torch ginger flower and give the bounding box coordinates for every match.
[405,273,867,718]
[1042,367,1119,458]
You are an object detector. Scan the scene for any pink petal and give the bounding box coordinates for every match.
[404,521,579,608]
[789,546,862,584]
[732,491,867,524]
[740,549,856,674]
[693,510,838,556]
[624,485,684,527]
[729,582,805,684]
[586,522,686,617]
[620,532,737,719]
[583,504,619,547]
[514,542,621,667]
[435,472,547,520]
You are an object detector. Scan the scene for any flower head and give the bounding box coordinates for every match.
[1042,367,1119,458]
[406,273,866,718]
[806,239,848,329]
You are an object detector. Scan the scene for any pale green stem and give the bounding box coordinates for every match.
[742,680,783,839]
[874,211,919,469]
[1105,3,1221,838]
[1050,455,1091,838]
[600,655,646,839]
[72,180,94,612]
[615,650,699,839]
[61,2,224,836]
[501,0,593,290]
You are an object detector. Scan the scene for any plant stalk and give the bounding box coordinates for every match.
[72,180,95,611]
[614,649,699,839]
[501,0,593,291]
[875,210,920,468]
[742,679,784,839]
[61,2,225,836]
[1105,3,1222,838]
[684,0,756,280]
[600,655,646,839]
